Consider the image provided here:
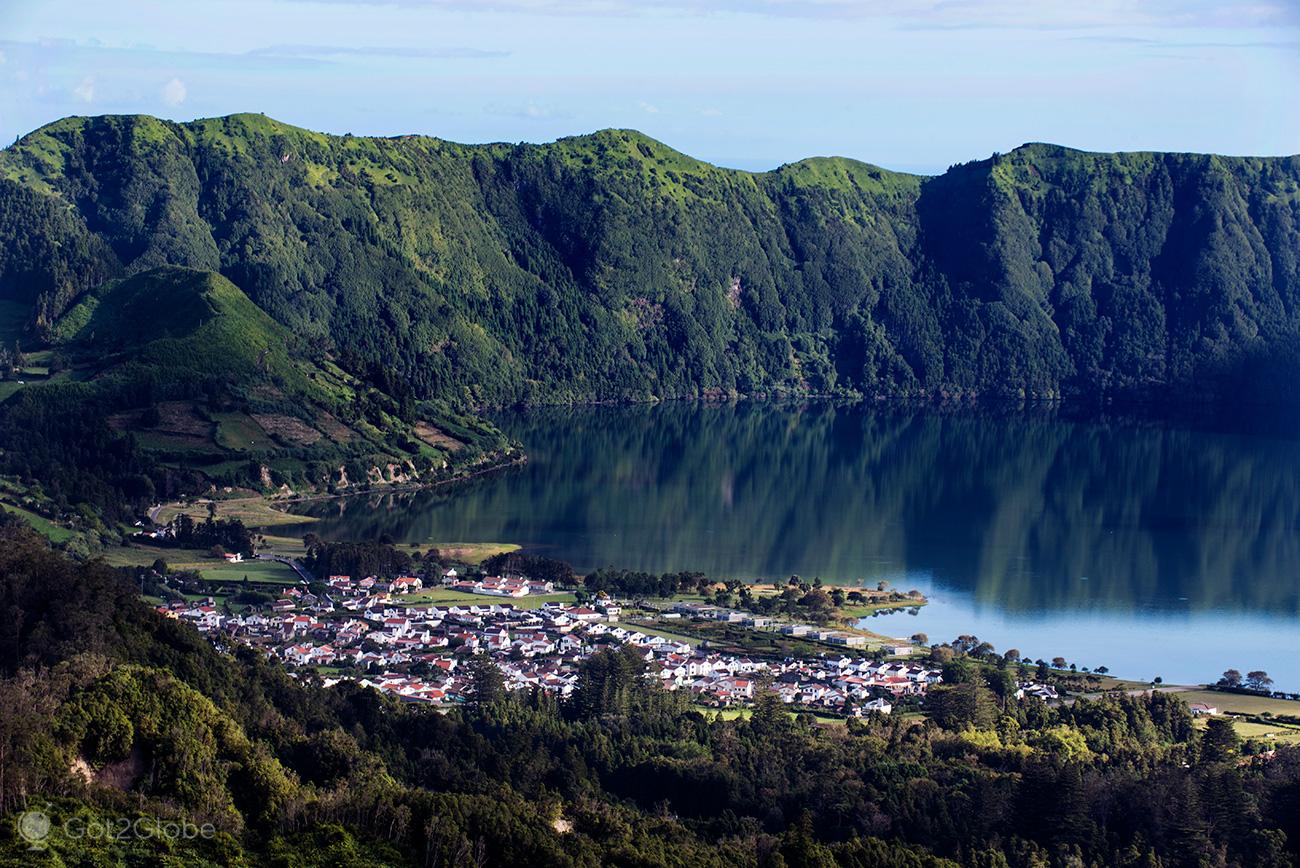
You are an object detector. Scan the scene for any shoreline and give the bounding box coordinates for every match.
[267,452,528,509]
[154,453,528,529]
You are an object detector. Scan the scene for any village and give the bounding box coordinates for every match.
[157,566,951,717]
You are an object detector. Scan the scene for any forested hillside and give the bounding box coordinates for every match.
[1,523,1298,867]
[1,113,1297,409]
[0,113,1297,520]
[0,264,510,523]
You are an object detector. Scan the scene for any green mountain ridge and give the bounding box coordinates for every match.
[3,113,1297,407]
[0,112,1297,520]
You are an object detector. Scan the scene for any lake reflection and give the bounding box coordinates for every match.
[296,402,1300,687]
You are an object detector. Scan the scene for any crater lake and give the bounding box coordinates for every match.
[294,402,1300,689]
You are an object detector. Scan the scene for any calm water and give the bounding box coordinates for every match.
[297,402,1300,689]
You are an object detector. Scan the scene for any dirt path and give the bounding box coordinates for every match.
[1061,685,1200,706]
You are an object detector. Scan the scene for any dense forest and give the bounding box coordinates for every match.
[1,523,1299,866]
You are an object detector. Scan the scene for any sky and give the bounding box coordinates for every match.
[0,0,1297,174]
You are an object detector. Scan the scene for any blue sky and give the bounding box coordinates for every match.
[1,0,1297,173]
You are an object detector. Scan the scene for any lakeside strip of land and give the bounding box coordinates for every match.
[109,489,1300,740]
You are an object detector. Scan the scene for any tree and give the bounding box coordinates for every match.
[911,633,929,646]
[942,658,977,685]
[749,688,792,737]
[1200,717,1240,763]
[464,654,506,710]
[1051,657,1067,670]
[929,681,998,731]
[1219,669,1243,689]
[1246,671,1273,692]
[569,647,649,719]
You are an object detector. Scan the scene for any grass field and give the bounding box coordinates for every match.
[154,487,526,570]
[259,532,518,567]
[1229,721,1300,745]
[412,541,519,564]
[1177,690,1300,717]
[692,704,845,726]
[258,533,309,555]
[1089,675,1166,691]
[1,502,77,543]
[155,496,317,530]
[403,587,576,609]
[840,600,925,619]
[212,412,275,452]
[100,544,209,568]
[199,560,300,584]
[100,545,299,584]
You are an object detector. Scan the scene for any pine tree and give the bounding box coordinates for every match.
[464,653,506,710]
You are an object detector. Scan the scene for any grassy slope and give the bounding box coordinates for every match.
[56,266,320,395]
[1,501,77,542]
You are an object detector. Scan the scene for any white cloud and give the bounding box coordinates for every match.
[161,76,187,106]
[72,75,94,103]
[0,49,7,65]
[700,107,722,117]
[250,43,507,59]
[486,101,573,120]
[511,102,562,119]
[291,0,1300,29]
[638,100,660,114]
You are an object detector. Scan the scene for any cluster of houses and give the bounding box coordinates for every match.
[326,573,425,597]
[1015,682,1060,701]
[156,588,944,717]
[677,654,941,714]
[444,571,558,598]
